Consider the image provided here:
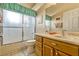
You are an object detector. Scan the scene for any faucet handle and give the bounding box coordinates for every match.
[64,30,67,31]
[62,29,67,31]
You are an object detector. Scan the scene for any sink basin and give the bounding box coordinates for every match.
[48,32,58,35]
[55,35,70,39]
[55,35,79,40]
[55,36,64,38]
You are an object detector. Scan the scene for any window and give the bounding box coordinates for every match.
[3,10,36,44]
[45,20,51,32]
[3,10,22,44]
[3,10,22,27]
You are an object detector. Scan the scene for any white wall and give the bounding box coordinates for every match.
[63,8,79,32]
[36,10,46,33]
[0,8,3,33]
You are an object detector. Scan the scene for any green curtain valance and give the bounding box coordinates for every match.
[45,15,52,20]
[0,3,37,16]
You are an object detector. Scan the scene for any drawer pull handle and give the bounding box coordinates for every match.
[51,50,53,56]
[56,52,58,55]
[51,50,52,53]
[51,43,56,46]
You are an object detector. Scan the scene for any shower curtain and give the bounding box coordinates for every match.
[3,10,35,44]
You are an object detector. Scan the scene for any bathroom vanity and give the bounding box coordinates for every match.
[35,33,79,56]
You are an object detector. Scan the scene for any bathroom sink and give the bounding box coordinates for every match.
[48,32,58,35]
[55,36,65,38]
[55,35,79,40]
[55,35,70,39]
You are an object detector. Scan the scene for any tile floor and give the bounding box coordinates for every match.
[14,49,36,56]
[0,41,36,56]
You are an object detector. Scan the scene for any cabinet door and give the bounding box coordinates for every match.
[35,45,42,56]
[43,44,54,56]
[55,50,69,56]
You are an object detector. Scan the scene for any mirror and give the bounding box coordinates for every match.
[45,3,79,34]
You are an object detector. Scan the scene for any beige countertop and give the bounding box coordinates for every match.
[35,33,79,46]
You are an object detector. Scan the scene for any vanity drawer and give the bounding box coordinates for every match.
[35,45,42,56]
[35,41,42,48]
[35,35,42,42]
[43,38,79,56]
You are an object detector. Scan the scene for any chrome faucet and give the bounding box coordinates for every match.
[61,29,67,37]
[45,30,48,34]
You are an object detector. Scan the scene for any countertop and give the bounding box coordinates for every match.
[35,33,79,46]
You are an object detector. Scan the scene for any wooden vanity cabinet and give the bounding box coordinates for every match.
[35,35,79,56]
[43,44,68,56]
[43,44,54,56]
[43,45,68,56]
[43,37,79,56]
[35,44,42,56]
[35,35,43,56]
[55,50,69,56]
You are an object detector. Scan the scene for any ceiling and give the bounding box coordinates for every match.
[19,3,79,16]
[46,3,79,16]
[19,3,35,8]
[19,3,56,11]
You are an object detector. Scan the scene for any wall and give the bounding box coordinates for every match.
[36,6,46,33]
[63,8,79,32]
[0,8,3,33]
